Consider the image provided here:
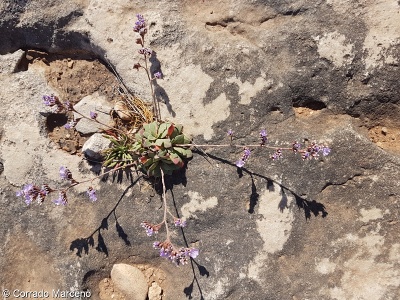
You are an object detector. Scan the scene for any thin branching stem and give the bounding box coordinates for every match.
[63,163,136,192]
[160,169,170,240]
[72,109,126,135]
[176,143,294,151]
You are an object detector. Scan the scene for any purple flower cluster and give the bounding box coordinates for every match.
[271,148,283,160]
[64,101,73,111]
[302,142,331,160]
[87,187,97,202]
[174,218,187,227]
[292,141,301,153]
[154,72,162,79]
[64,120,77,130]
[53,191,68,206]
[133,14,147,35]
[153,240,199,265]
[141,221,160,236]
[60,166,72,180]
[16,184,52,205]
[138,47,152,56]
[236,148,251,168]
[89,111,98,119]
[59,166,78,184]
[42,95,66,113]
[260,129,268,146]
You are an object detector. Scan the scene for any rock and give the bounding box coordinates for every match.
[0,50,24,74]
[73,92,114,135]
[67,60,74,69]
[111,264,148,300]
[148,281,162,300]
[81,133,111,161]
[1,1,400,300]
[381,127,388,135]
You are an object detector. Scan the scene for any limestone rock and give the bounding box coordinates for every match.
[1,1,400,300]
[0,50,24,74]
[81,133,111,161]
[148,281,162,300]
[73,92,113,135]
[111,264,148,300]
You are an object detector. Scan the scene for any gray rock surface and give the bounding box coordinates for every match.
[0,49,24,74]
[0,1,400,300]
[73,92,114,135]
[82,133,111,161]
[111,264,148,300]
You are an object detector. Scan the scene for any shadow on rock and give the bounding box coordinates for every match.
[195,150,328,219]
[150,51,176,117]
[167,188,209,299]
[70,176,142,257]
[183,259,209,300]
[294,195,328,219]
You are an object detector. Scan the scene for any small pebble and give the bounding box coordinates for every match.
[381,127,388,135]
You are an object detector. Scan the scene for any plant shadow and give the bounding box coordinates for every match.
[167,189,209,300]
[150,51,176,117]
[70,175,142,257]
[194,150,328,219]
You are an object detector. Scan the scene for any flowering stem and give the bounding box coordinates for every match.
[63,162,136,192]
[72,109,126,135]
[160,168,170,240]
[176,143,294,151]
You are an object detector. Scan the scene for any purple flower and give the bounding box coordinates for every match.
[53,191,68,206]
[292,141,301,153]
[89,111,98,119]
[141,222,158,236]
[87,187,97,202]
[260,129,268,146]
[302,151,310,160]
[16,184,36,205]
[64,101,73,111]
[59,166,72,180]
[189,248,199,258]
[236,148,252,168]
[227,129,234,136]
[138,47,152,56]
[322,146,331,156]
[243,148,251,159]
[174,218,187,227]
[43,95,57,106]
[43,94,64,113]
[40,184,52,195]
[300,142,331,160]
[133,14,147,35]
[235,159,245,168]
[64,120,77,130]
[154,72,162,79]
[260,129,267,137]
[152,240,198,265]
[16,184,51,205]
[271,148,283,160]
